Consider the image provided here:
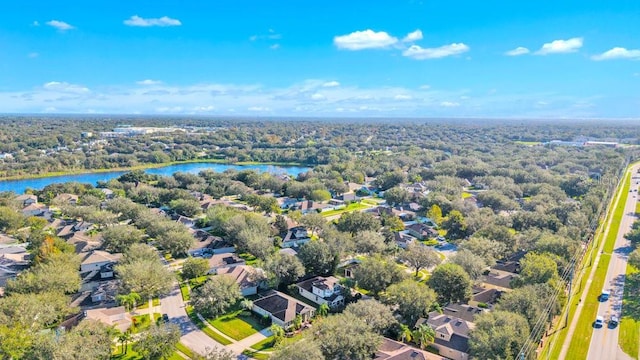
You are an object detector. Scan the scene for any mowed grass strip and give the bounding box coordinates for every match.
[564,171,631,359]
[208,310,264,341]
[543,169,631,359]
[620,264,640,358]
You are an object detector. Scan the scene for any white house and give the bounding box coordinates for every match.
[295,276,345,308]
[281,227,311,248]
[80,250,122,273]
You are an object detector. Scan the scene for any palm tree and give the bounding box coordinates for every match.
[118,331,132,354]
[116,292,142,312]
[317,303,330,318]
[270,324,285,346]
[241,299,254,311]
[397,324,413,343]
[413,324,435,350]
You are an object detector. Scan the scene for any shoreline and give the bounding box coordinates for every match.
[0,158,308,182]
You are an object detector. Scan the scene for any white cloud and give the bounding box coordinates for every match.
[402,43,469,59]
[32,21,40,27]
[43,81,89,94]
[322,81,340,87]
[28,52,39,58]
[440,101,460,107]
[248,106,271,112]
[535,37,583,55]
[270,44,281,50]
[419,85,431,90]
[136,79,162,85]
[591,47,640,61]
[394,94,412,100]
[46,20,74,31]
[193,105,215,112]
[156,106,183,113]
[124,15,181,27]
[402,29,423,42]
[505,47,530,56]
[310,93,326,100]
[334,29,398,50]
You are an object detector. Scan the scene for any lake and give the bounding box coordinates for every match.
[0,162,311,195]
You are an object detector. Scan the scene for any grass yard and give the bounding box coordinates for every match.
[111,345,183,360]
[551,173,631,360]
[620,263,640,358]
[461,191,473,199]
[131,314,153,334]
[188,275,209,288]
[321,202,371,217]
[241,350,270,360]
[361,198,384,205]
[208,310,265,341]
[175,342,195,359]
[136,297,160,310]
[636,200,640,215]
[180,283,190,301]
[186,306,233,345]
[238,252,258,265]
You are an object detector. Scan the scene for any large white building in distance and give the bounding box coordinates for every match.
[99,126,186,138]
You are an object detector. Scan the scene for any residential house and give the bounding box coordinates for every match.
[471,285,501,306]
[207,253,246,273]
[281,226,311,248]
[67,231,102,254]
[482,269,518,291]
[22,203,50,218]
[405,223,438,241]
[375,337,446,360]
[296,276,345,308]
[100,189,115,199]
[252,290,315,329]
[177,216,196,228]
[15,194,37,207]
[0,247,30,288]
[394,231,417,249]
[80,250,122,273]
[338,193,357,202]
[216,265,262,296]
[90,280,119,303]
[442,304,485,323]
[342,261,360,279]
[279,248,298,257]
[73,221,94,232]
[419,311,475,360]
[277,197,298,210]
[57,224,76,239]
[53,193,79,205]
[84,306,131,333]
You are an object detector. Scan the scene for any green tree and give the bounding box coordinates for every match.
[450,249,488,280]
[496,283,562,332]
[459,236,506,265]
[629,248,640,269]
[270,339,324,360]
[270,324,286,346]
[116,292,142,312]
[353,230,388,255]
[6,252,81,295]
[468,311,530,360]
[398,324,413,343]
[181,257,210,279]
[428,263,472,305]
[317,303,330,318]
[265,253,305,287]
[314,312,382,360]
[441,210,468,240]
[427,204,443,225]
[335,211,381,235]
[515,252,559,286]
[298,240,338,276]
[300,212,327,236]
[102,224,144,253]
[399,242,441,277]
[191,276,242,318]
[116,248,175,299]
[309,189,332,201]
[156,229,194,257]
[413,323,436,350]
[343,299,397,333]
[133,324,181,360]
[0,206,25,233]
[353,256,406,295]
[384,187,410,206]
[382,279,437,325]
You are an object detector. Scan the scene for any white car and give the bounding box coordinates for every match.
[595,315,604,328]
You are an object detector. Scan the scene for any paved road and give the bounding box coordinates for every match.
[161,285,235,356]
[587,166,639,360]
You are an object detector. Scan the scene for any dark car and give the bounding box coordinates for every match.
[609,315,619,328]
[161,314,169,323]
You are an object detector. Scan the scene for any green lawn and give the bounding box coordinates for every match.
[131,313,160,334]
[361,198,384,205]
[562,171,631,359]
[321,202,371,217]
[461,191,473,199]
[186,306,233,345]
[238,252,258,265]
[208,310,265,341]
[175,342,195,359]
[136,297,160,310]
[620,263,640,358]
[251,336,276,351]
[188,275,209,288]
[635,200,640,215]
[111,345,184,360]
[180,283,190,301]
[242,350,270,360]
[513,141,543,146]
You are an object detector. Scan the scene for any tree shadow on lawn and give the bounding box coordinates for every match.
[622,272,640,320]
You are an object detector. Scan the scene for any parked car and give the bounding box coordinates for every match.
[161,314,169,323]
[595,315,604,328]
[609,315,619,328]
[600,289,610,301]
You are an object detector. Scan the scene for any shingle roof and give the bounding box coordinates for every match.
[253,290,314,323]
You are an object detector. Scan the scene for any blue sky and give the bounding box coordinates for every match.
[0,0,638,118]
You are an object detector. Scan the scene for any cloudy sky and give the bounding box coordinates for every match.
[0,0,638,118]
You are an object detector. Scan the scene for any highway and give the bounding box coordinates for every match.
[586,166,639,360]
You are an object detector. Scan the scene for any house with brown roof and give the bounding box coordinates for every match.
[442,304,485,322]
[216,265,262,296]
[53,193,79,205]
[15,194,38,207]
[67,231,102,254]
[22,203,50,218]
[295,276,345,308]
[418,311,475,360]
[252,290,315,329]
[207,253,246,273]
[482,269,518,291]
[84,306,131,333]
[80,250,122,273]
[281,226,311,248]
[406,223,438,241]
[375,337,445,360]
